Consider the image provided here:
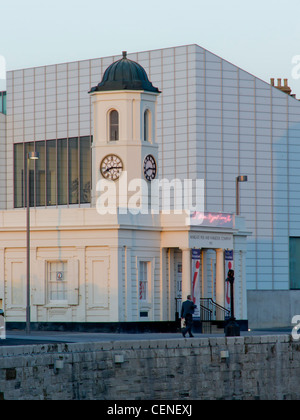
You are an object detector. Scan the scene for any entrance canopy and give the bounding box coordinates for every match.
[161,211,250,321]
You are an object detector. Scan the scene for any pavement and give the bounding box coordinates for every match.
[0,327,293,346]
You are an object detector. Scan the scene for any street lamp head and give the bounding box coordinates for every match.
[28,151,39,160]
[236,175,248,216]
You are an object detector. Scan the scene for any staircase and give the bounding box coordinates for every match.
[200,298,230,334]
[175,297,230,334]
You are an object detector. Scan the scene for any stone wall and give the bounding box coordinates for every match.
[1,335,300,400]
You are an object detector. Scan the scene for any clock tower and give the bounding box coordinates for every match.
[89,52,160,213]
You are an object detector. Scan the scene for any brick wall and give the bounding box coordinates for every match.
[0,335,299,400]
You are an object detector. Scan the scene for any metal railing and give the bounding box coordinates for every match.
[175,297,230,334]
[199,303,212,334]
[200,298,230,321]
[175,298,182,321]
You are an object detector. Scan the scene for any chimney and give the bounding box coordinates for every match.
[271,78,292,96]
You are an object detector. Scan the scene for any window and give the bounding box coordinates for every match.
[36,141,46,206]
[14,136,92,208]
[57,139,68,205]
[80,136,91,203]
[14,143,24,208]
[290,237,300,289]
[25,142,34,207]
[0,92,6,115]
[139,261,149,301]
[144,109,150,141]
[109,110,119,141]
[69,137,78,205]
[47,261,68,302]
[46,139,57,206]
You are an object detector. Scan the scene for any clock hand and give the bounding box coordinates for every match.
[104,166,122,172]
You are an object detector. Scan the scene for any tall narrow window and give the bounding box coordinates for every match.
[80,136,91,204]
[46,140,57,206]
[144,110,150,141]
[47,261,68,302]
[0,92,6,115]
[25,142,34,207]
[68,137,78,204]
[14,143,24,208]
[35,141,46,206]
[109,110,119,141]
[139,261,149,301]
[57,139,68,205]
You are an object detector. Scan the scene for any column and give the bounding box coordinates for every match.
[110,245,123,322]
[168,248,175,321]
[201,249,207,298]
[238,249,248,320]
[0,248,5,339]
[216,249,225,308]
[181,248,191,302]
[0,248,4,310]
[124,246,133,322]
[160,247,168,321]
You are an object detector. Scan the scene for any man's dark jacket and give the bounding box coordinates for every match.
[181,299,197,318]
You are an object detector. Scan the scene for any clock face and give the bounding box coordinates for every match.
[143,155,157,181]
[100,154,124,181]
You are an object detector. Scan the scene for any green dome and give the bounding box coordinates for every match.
[89,51,160,94]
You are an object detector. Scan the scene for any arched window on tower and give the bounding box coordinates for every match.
[144,109,151,142]
[109,110,119,141]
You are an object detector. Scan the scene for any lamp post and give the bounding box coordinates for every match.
[236,175,248,216]
[26,151,39,335]
[224,269,240,337]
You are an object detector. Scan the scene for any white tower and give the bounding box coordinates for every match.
[89,52,161,214]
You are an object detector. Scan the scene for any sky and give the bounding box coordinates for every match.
[1,0,300,97]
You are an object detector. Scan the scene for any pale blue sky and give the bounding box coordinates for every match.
[1,0,300,96]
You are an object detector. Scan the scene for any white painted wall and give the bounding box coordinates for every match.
[0,113,6,210]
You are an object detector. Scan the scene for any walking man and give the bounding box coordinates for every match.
[181,295,197,338]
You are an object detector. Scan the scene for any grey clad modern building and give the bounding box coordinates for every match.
[0,44,300,329]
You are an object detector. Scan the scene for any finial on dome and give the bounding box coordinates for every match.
[122,51,127,59]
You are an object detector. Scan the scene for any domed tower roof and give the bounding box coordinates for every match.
[89,51,160,94]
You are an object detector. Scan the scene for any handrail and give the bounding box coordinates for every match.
[200,298,230,321]
[200,304,212,321]
[200,298,230,313]
[175,297,230,322]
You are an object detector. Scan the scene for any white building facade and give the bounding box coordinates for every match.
[0,44,299,329]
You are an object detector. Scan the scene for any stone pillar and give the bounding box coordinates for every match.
[181,248,191,302]
[168,248,175,321]
[160,247,168,321]
[216,249,225,308]
[110,245,123,322]
[124,246,133,322]
[201,249,207,298]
